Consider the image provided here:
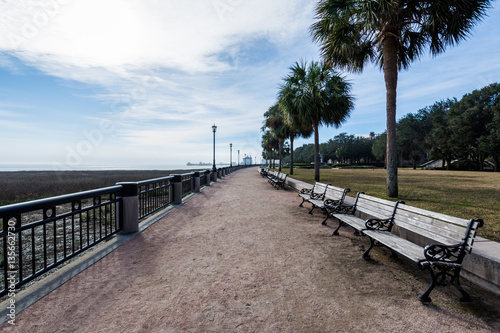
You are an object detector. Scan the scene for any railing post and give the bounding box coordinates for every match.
[194,172,201,193]
[205,170,212,185]
[213,169,218,182]
[172,175,183,204]
[116,182,139,233]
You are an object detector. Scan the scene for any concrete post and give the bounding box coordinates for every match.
[194,172,201,193]
[205,170,211,185]
[172,175,183,204]
[116,182,139,233]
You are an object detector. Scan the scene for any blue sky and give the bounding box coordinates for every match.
[0,0,499,170]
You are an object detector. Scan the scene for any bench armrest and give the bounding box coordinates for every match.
[329,204,355,214]
[365,218,393,232]
[310,193,325,200]
[300,188,313,194]
[421,243,464,265]
[324,198,342,208]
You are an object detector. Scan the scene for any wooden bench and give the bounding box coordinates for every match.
[267,171,287,190]
[329,192,484,303]
[307,185,350,225]
[298,182,328,210]
[267,171,278,184]
[329,192,402,236]
[259,167,269,178]
[273,172,287,190]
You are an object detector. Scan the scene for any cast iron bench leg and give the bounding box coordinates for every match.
[419,266,436,303]
[362,237,375,259]
[452,268,472,302]
[321,214,329,226]
[331,221,343,236]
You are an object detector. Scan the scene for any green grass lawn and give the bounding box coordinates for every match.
[284,168,500,242]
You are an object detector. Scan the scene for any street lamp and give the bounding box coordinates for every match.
[212,124,217,172]
[230,143,233,167]
[238,150,240,166]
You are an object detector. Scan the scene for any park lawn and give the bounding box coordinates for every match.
[285,168,500,242]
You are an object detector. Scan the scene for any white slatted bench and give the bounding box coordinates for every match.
[307,185,350,225]
[298,182,328,210]
[267,171,287,190]
[273,172,287,190]
[329,192,402,236]
[329,192,484,303]
[267,171,278,184]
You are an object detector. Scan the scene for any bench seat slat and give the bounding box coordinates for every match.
[299,193,311,199]
[309,198,327,208]
[331,214,366,231]
[363,230,425,263]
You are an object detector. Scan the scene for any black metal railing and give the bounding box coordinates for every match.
[137,176,173,221]
[0,165,245,297]
[180,172,195,197]
[0,186,121,297]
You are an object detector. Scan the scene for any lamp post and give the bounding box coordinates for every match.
[212,124,217,172]
[230,143,233,167]
[238,150,240,166]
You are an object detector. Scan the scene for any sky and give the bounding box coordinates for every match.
[0,0,499,170]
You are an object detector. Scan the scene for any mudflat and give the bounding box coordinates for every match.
[3,168,500,332]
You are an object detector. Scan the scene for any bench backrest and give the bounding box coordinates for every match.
[353,193,400,220]
[324,185,350,203]
[310,182,329,199]
[279,173,287,182]
[314,182,328,195]
[351,193,484,260]
[393,204,483,253]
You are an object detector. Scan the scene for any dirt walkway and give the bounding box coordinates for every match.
[3,168,500,332]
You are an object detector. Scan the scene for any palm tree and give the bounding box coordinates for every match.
[278,73,314,175]
[263,104,290,171]
[280,60,354,181]
[310,0,492,197]
[261,130,279,168]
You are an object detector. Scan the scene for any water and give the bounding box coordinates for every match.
[0,164,229,172]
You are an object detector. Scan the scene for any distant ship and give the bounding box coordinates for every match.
[186,162,230,166]
[186,162,212,166]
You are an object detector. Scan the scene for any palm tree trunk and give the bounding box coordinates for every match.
[383,35,399,197]
[279,140,283,172]
[290,135,294,175]
[313,121,320,182]
[493,155,499,172]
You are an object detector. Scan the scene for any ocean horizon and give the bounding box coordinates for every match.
[0,163,236,172]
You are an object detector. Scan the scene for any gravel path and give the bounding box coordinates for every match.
[3,167,500,332]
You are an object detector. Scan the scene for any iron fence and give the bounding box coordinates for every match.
[0,166,243,297]
[0,186,121,297]
[137,176,173,221]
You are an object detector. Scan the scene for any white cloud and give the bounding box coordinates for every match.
[0,0,318,166]
[0,0,498,168]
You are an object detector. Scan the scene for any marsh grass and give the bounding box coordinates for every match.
[0,170,196,206]
[287,168,500,242]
